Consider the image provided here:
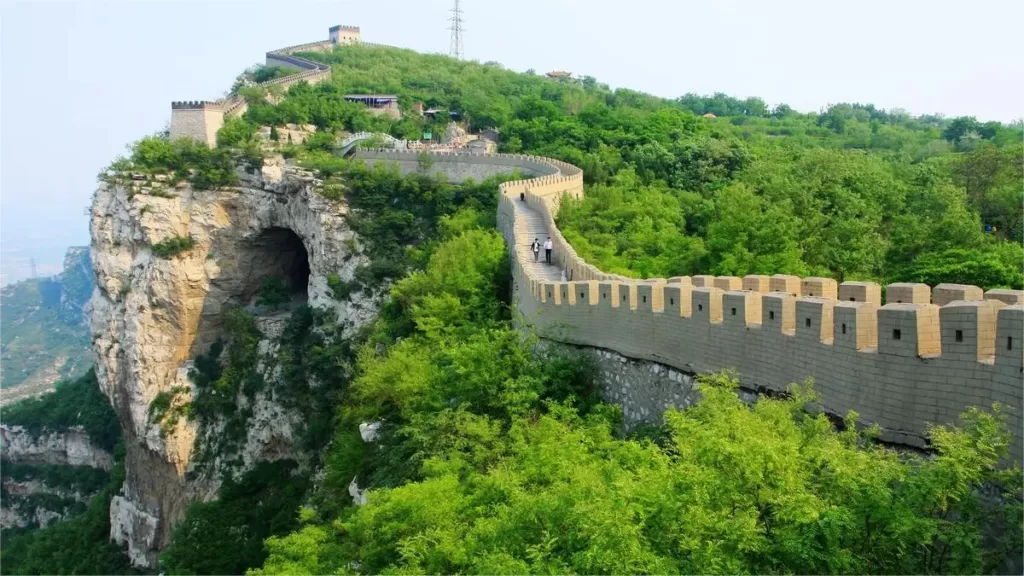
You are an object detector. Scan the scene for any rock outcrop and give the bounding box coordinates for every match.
[0,425,114,470]
[89,160,377,567]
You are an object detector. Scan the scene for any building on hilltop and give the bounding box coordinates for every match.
[344,94,401,119]
[546,70,581,85]
[168,101,224,148]
[170,25,359,146]
[329,25,361,45]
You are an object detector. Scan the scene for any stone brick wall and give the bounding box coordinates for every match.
[168,102,224,147]
[170,33,335,143]
[492,156,1024,453]
[348,139,1024,454]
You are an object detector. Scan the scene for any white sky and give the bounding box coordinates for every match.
[2,0,1022,285]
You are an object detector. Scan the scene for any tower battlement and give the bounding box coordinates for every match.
[171,100,222,110]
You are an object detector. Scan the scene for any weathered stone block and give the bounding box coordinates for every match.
[713,276,742,291]
[692,287,723,323]
[664,284,693,317]
[878,303,940,357]
[886,283,930,304]
[801,277,838,299]
[940,300,1003,363]
[933,283,983,306]
[985,289,1024,306]
[834,301,878,350]
[692,275,715,288]
[769,274,801,296]
[839,281,881,304]
[724,290,761,326]
[796,297,835,344]
[761,292,796,334]
[742,275,770,293]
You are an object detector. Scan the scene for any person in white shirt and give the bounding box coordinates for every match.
[544,237,553,263]
[531,238,541,262]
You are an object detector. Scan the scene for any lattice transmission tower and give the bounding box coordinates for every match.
[448,0,465,60]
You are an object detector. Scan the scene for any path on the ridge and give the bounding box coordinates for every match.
[510,195,564,282]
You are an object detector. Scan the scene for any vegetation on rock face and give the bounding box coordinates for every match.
[150,235,196,259]
[1,369,121,452]
[107,136,239,190]
[159,460,310,576]
[0,371,131,574]
[0,453,133,575]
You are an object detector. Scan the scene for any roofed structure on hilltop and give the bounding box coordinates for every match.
[344,94,401,119]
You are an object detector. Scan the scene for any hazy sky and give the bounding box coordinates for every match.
[2,0,1022,285]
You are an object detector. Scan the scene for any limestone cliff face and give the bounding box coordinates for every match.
[0,425,114,470]
[89,159,376,567]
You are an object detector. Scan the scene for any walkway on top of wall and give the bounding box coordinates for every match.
[511,196,564,282]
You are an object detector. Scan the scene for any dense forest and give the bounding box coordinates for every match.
[6,42,1021,575]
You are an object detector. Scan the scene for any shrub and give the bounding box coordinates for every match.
[150,235,196,259]
[257,277,290,308]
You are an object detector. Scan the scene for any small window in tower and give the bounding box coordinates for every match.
[769,310,775,320]
[842,323,847,334]
[731,308,737,316]
[698,304,704,312]
[955,330,963,343]
[893,329,901,340]
[849,297,855,301]
[805,318,812,328]
[670,298,675,306]
[642,295,647,304]
[580,292,585,299]
[1009,337,1014,350]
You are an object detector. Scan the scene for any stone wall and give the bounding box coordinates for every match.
[357,142,1023,453]
[494,161,1023,453]
[168,102,224,148]
[353,149,566,183]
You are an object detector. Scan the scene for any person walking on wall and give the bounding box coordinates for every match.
[531,238,541,262]
[544,237,553,264]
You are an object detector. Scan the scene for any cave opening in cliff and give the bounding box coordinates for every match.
[247,227,311,307]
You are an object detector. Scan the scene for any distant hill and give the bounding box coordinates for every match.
[1,247,93,403]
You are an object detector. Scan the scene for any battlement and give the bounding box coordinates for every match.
[329,24,360,32]
[490,141,1024,451]
[171,101,222,110]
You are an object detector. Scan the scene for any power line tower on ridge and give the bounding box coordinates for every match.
[29,257,37,280]
[449,0,465,60]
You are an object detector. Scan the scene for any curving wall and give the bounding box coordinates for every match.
[356,142,1023,451]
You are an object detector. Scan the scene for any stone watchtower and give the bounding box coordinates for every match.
[329,25,361,45]
[168,101,224,148]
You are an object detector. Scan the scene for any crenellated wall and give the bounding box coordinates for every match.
[350,144,1022,452]
[170,32,337,145]
[492,158,1023,451]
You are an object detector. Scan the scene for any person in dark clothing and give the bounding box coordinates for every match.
[544,237,553,263]
[531,238,541,262]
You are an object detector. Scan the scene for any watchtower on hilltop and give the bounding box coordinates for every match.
[168,101,224,148]
[169,26,357,147]
[329,25,361,45]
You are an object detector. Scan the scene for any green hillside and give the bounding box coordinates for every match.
[1,248,93,396]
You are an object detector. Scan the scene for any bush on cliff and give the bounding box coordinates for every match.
[111,136,238,190]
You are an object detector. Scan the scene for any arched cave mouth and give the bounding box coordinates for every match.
[243,227,310,310]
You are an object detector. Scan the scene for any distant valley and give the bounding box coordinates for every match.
[1,247,93,405]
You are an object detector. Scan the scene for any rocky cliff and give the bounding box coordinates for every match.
[0,425,114,470]
[89,158,376,566]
